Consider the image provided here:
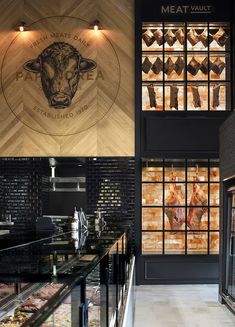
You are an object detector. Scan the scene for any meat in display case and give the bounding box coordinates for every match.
[142,22,231,111]
[141,159,220,255]
[0,227,132,326]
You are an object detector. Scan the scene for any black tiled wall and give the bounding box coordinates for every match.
[0,158,43,229]
[0,157,135,236]
[86,157,135,236]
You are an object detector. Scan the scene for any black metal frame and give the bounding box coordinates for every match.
[219,176,235,311]
[141,158,220,255]
[135,0,234,284]
[142,21,232,112]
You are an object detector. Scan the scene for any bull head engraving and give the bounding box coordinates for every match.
[24,42,97,109]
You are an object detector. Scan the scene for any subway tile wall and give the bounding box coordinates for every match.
[0,158,43,229]
[0,158,135,235]
[86,157,135,236]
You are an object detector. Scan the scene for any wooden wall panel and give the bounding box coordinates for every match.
[0,0,134,156]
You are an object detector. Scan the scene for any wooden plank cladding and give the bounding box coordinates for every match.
[0,0,134,156]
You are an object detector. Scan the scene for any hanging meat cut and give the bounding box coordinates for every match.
[211,57,226,75]
[170,85,179,110]
[212,84,221,109]
[175,56,184,75]
[213,27,228,47]
[164,57,175,75]
[175,28,185,45]
[151,57,163,75]
[187,28,199,46]
[191,86,201,108]
[142,29,155,47]
[200,57,210,75]
[187,178,207,230]
[147,85,157,108]
[165,177,185,230]
[153,29,164,46]
[142,57,152,74]
[198,29,213,47]
[187,57,201,76]
[164,29,176,46]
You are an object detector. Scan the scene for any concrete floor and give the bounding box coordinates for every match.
[134,284,235,327]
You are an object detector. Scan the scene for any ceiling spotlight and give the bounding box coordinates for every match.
[17,22,27,32]
[89,20,102,31]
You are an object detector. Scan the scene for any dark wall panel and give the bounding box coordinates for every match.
[142,114,228,157]
[137,255,219,284]
[220,112,235,180]
[139,0,233,22]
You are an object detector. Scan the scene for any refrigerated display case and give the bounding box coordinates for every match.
[142,22,231,111]
[0,225,133,326]
[221,184,235,313]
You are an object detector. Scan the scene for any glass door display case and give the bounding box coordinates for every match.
[141,158,220,255]
[222,185,235,312]
[142,22,231,111]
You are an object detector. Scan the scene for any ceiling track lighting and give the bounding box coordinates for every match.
[89,20,102,31]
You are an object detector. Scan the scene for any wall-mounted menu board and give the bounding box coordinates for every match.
[142,22,231,111]
[141,159,220,255]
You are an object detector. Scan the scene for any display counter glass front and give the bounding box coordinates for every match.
[0,225,132,327]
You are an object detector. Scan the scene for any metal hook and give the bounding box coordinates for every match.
[196,164,199,176]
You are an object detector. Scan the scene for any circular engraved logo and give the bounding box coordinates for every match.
[1,16,121,136]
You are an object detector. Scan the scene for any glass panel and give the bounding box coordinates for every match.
[165,232,185,254]
[0,283,16,304]
[209,23,230,51]
[210,208,220,230]
[142,84,163,111]
[142,183,163,206]
[165,161,185,181]
[210,54,229,81]
[86,264,101,327]
[187,24,208,51]
[142,24,163,52]
[165,53,184,81]
[165,83,184,111]
[187,83,208,111]
[187,232,208,254]
[209,232,220,254]
[142,232,163,254]
[187,207,208,230]
[164,208,185,230]
[210,83,227,111]
[142,55,163,81]
[187,183,208,206]
[187,160,208,182]
[141,158,220,256]
[41,284,80,327]
[187,54,208,81]
[142,208,162,230]
[210,165,220,181]
[108,244,117,326]
[142,166,163,182]
[210,183,220,205]
[164,23,185,51]
[165,183,185,206]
